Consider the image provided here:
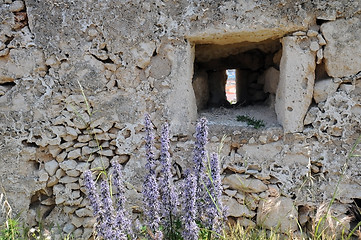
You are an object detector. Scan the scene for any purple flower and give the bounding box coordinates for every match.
[142,173,161,232]
[84,170,106,238]
[182,170,199,240]
[112,161,133,237]
[144,113,156,174]
[193,117,209,219]
[99,179,116,240]
[84,170,101,216]
[159,123,178,227]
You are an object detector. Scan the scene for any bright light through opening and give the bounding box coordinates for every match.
[226,69,236,104]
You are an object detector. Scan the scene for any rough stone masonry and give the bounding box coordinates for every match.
[0,0,361,238]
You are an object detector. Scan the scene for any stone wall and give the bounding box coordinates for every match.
[0,0,361,238]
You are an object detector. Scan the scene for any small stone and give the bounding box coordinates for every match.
[66,170,80,177]
[83,228,93,240]
[316,48,323,64]
[307,29,318,37]
[90,117,105,128]
[9,1,25,12]
[98,149,114,157]
[59,160,77,171]
[223,174,268,193]
[63,223,75,234]
[77,135,92,142]
[56,151,67,162]
[0,41,5,51]
[76,162,90,172]
[304,107,319,125]
[222,196,255,218]
[237,218,256,228]
[248,137,256,144]
[41,198,55,206]
[210,136,219,142]
[72,190,81,199]
[258,135,267,144]
[47,176,59,187]
[82,146,97,156]
[91,157,110,170]
[62,135,77,142]
[67,149,81,159]
[235,192,246,203]
[44,160,59,176]
[293,31,306,36]
[0,48,9,57]
[38,170,49,182]
[73,142,87,148]
[96,133,110,140]
[48,145,62,158]
[59,141,74,149]
[65,183,80,190]
[59,176,78,184]
[73,229,83,238]
[75,208,93,218]
[112,155,130,164]
[317,34,326,46]
[224,189,237,197]
[310,41,320,52]
[66,127,78,137]
[55,169,65,179]
[311,165,320,173]
[313,78,340,103]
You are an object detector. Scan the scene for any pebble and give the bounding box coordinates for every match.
[67,149,81,159]
[9,1,25,12]
[45,160,59,176]
[310,41,320,52]
[59,160,77,171]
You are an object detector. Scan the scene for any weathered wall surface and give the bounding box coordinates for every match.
[1,0,361,238]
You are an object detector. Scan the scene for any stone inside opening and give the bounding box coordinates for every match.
[192,39,283,127]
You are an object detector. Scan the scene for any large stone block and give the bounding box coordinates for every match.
[0,48,46,83]
[275,36,316,133]
[257,197,298,233]
[321,16,361,77]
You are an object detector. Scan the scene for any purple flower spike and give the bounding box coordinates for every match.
[159,123,178,226]
[144,113,156,174]
[112,161,133,237]
[84,170,101,216]
[193,117,209,219]
[84,170,106,238]
[99,179,116,240]
[182,170,199,240]
[143,173,161,232]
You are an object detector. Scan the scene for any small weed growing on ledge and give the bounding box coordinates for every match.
[236,115,265,129]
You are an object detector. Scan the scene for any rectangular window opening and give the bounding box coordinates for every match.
[192,39,283,128]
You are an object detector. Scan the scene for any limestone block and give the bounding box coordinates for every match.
[44,160,59,176]
[48,145,62,158]
[67,149,81,159]
[313,78,340,103]
[237,218,256,228]
[91,157,110,170]
[0,48,46,83]
[257,197,298,233]
[59,176,78,184]
[9,1,25,12]
[223,174,268,193]
[222,196,255,218]
[130,41,156,69]
[275,36,316,133]
[66,170,80,177]
[38,170,49,182]
[321,16,361,77]
[75,208,93,218]
[262,67,280,94]
[59,160,77,171]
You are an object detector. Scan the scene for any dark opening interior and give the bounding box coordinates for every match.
[192,39,282,111]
